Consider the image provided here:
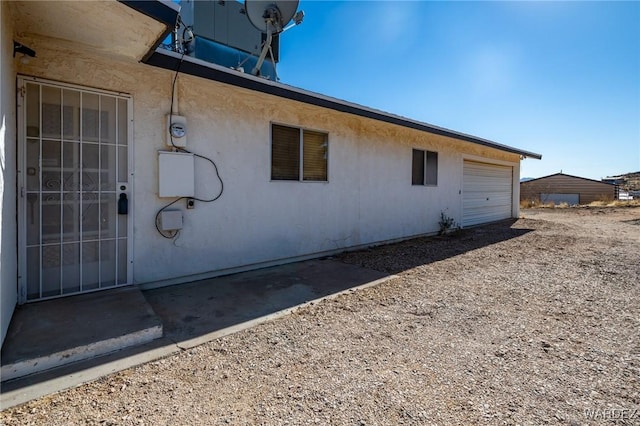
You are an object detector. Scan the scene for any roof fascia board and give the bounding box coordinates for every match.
[118,0,179,61]
[144,48,542,160]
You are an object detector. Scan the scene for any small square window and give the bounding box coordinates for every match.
[411,149,438,186]
[271,124,328,182]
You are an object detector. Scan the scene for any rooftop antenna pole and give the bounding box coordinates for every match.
[172,23,181,53]
[252,28,273,76]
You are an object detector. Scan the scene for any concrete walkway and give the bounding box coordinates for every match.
[1,259,392,409]
[1,287,163,382]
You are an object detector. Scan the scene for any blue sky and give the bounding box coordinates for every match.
[273,1,640,180]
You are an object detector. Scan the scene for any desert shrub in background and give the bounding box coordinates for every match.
[589,199,640,207]
[520,199,538,208]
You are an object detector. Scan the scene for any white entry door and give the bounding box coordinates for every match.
[17,77,133,303]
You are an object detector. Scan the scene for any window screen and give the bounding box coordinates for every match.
[412,149,438,186]
[271,124,328,182]
[426,151,438,186]
[412,149,425,185]
[303,130,328,181]
[271,124,300,180]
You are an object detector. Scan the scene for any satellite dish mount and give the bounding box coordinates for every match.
[245,1,303,77]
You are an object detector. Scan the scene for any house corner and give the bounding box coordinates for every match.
[0,0,18,347]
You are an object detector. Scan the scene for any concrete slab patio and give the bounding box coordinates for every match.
[1,258,392,409]
[144,259,390,347]
[1,287,163,382]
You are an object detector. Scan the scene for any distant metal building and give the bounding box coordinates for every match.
[520,173,616,205]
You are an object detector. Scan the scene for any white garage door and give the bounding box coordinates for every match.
[463,161,513,227]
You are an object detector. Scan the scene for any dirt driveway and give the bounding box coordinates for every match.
[2,207,639,425]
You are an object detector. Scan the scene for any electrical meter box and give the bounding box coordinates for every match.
[158,151,195,197]
[159,210,183,231]
[166,115,187,148]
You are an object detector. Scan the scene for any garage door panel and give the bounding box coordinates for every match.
[466,206,510,218]
[464,177,511,187]
[463,201,511,212]
[464,193,511,206]
[463,161,513,227]
[464,211,510,227]
[464,172,511,181]
[464,163,511,174]
[463,189,512,199]
[464,182,512,192]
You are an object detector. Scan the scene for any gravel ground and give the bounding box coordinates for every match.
[1,207,639,425]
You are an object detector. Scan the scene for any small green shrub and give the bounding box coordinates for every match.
[438,211,459,235]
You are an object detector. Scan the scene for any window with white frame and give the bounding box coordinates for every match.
[271,123,328,181]
[412,149,438,186]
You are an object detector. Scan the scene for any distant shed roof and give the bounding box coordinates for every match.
[522,173,615,186]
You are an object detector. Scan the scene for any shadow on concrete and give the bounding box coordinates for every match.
[1,219,533,408]
[143,260,390,344]
[1,260,389,407]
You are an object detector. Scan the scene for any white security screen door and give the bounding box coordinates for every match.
[17,78,133,303]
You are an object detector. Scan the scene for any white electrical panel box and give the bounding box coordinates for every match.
[166,114,187,148]
[158,151,195,197]
[159,210,183,231]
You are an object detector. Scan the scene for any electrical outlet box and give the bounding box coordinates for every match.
[158,151,195,197]
[159,210,183,231]
[166,114,187,148]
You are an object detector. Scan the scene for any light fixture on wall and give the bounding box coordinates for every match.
[13,41,36,64]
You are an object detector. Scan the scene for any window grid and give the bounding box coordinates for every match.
[271,123,328,182]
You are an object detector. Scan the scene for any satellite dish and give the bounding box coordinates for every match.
[245,1,300,34]
[245,0,303,77]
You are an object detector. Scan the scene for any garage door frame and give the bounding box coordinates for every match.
[461,156,518,228]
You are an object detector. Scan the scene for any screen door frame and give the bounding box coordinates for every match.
[16,76,134,304]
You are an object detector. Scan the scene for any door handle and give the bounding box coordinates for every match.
[118,193,129,215]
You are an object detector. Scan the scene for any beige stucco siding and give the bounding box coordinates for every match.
[1,0,18,345]
[14,35,521,287]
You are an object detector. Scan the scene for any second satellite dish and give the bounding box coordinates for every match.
[245,1,300,34]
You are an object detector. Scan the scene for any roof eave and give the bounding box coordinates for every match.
[138,43,542,160]
[118,0,179,61]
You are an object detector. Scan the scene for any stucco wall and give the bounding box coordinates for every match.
[16,35,521,288]
[1,1,18,345]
